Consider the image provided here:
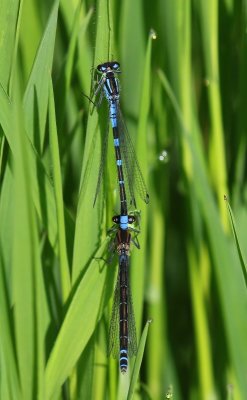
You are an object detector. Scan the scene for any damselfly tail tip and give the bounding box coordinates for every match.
[120,367,127,374]
[120,353,128,374]
[145,193,150,204]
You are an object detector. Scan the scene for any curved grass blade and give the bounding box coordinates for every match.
[0,2,65,254]
[48,78,71,301]
[224,195,247,287]
[131,30,155,347]
[12,78,46,400]
[0,256,21,399]
[158,68,247,396]
[127,319,152,400]
[0,0,22,93]
[56,5,93,130]
[0,83,60,254]
[72,0,115,282]
[23,0,59,151]
[45,241,115,399]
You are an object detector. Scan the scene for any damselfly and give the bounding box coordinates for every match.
[108,213,139,373]
[92,61,149,214]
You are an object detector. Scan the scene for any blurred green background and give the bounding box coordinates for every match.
[1,0,247,399]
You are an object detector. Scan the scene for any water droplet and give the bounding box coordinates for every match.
[150,29,157,40]
[227,383,234,394]
[166,385,173,399]
[158,149,169,163]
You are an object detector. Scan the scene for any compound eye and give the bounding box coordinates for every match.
[128,216,135,223]
[113,62,120,70]
[112,215,120,223]
[97,64,106,72]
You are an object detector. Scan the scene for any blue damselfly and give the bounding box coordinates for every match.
[108,213,139,373]
[92,61,149,214]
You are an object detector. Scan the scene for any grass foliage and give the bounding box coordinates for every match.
[0,0,247,399]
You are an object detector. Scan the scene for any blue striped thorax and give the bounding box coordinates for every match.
[97,62,121,103]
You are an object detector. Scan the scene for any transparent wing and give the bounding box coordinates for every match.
[108,256,138,359]
[108,273,120,358]
[117,106,149,206]
[124,256,138,357]
[93,117,110,207]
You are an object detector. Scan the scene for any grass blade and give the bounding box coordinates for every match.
[72,0,115,282]
[45,246,115,399]
[48,78,71,301]
[0,0,21,93]
[224,195,247,287]
[127,319,152,400]
[159,68,247,396]
[23,0,59,152]
[0,256,21,399]
[11,79,44,400]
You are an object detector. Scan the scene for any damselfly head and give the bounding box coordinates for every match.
[112,214,135,225]
[97,61,120,73]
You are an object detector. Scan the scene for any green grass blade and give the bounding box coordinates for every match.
[146,197,167,397]
[11,79,44,400]
[1,0,247,397]
[188,241,216,399]
[59,0,93,95]
[45,244,115,399]
[55,4,93,130]
[197,0,228,225]
[159,68,247,396]
[8,0,23,96]
[158,5,217,395]
[127,319,152,400]
[74,336,96,400]
[131,29,155,338]
[48,78,71,301]
[0,0,21,93]
[0,257,21,399]
[0,83,60,253]
[119,0,145,115]
[19,0,43,82]
[21,1,73,254]
[72,0,115,282]
[23,0,59,152]
[224,196,247,287]
[0,1,64,256]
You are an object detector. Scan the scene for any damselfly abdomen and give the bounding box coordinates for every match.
[108,214,138,373]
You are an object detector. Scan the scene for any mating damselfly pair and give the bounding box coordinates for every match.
[89,61,149,373]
